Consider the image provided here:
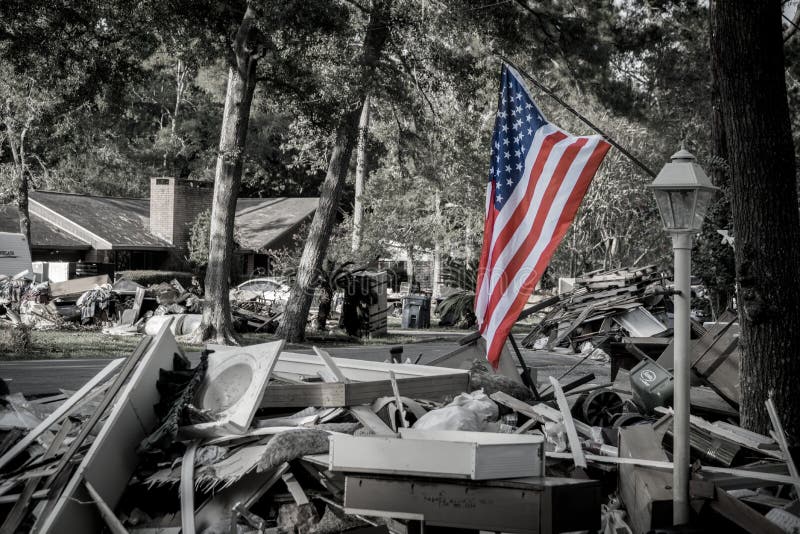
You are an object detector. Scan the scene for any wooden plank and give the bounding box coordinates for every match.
[282,471,310,506]
[259,373,469,408]
[623,337,672,348]
[270,351,468,382]
[617,425,673,534]
[548,376,586,469]
[350,406,395,436]
[83,480,128,534]
[489,391,540,420]
[388,371,408,428]
[38,326,175,534]
[765,394,800,496]
[547,451,800,486]
[0,418,73,534]
[514,418,538,434]
[547,305,595,349]
[654,407,782,460]
[180,441,198,534]
[490,391,594,439]
[0,358,123,472]
[657,312,740,407]
[49,274,110,298]
[42,339,152,494]
[131,286,146,323]
[692,319,740,406]
[313,346,348,382]
[710,487,784,534]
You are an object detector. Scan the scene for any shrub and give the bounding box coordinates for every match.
[0,324,31,354]
[116,270,195,287]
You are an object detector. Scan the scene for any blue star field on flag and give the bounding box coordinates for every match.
[488,66,548,210]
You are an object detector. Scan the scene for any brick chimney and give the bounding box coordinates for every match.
[149,177,213,250]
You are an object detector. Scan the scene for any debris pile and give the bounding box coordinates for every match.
[521,264,670,354]
[0,265,795,532]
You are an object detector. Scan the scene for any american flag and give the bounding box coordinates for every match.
[475,64,611,367]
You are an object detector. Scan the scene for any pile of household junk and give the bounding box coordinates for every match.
[0,272,796,533]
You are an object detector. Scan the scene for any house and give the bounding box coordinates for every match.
[0,178,318,277]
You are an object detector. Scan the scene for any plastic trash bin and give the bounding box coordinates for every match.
[401,294,431,329]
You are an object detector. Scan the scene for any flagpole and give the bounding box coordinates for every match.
[497,55,657,178]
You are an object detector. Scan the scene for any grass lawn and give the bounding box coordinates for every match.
[0,328,451,361]
[0,330,204,360]
[0,313,537,361]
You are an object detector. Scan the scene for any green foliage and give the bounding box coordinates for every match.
[187,209,211,268]
[435,258,478,328]
[116,270,195,287]
[0,0,739,310]
[0,323,30,354]
[435,291,475,328]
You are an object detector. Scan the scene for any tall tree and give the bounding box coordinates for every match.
[195,6,260,344]
[279,0,393,342]
[351,95,371,253]
[712,0,800,441]
[189,1,345,343]
[0,0,157,235]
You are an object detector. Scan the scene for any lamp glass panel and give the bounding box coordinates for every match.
[692,189,715,231]
[653,189,675,229]
[668,189,696,230]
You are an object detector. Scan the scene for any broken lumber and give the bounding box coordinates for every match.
[548,376,586,469]
[0,358,123,472]
[259,373,469,408]
[84,480,128,534]
[38,325,173,534]
[618,425,673,534]
[180,441,198,534]
[765,394,800,497]
[49,274,110,298]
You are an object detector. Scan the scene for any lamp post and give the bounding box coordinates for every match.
[648,148,717,525]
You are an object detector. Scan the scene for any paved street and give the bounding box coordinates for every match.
[0,339,610,395]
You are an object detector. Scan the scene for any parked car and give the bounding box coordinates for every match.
[229,277,291,310]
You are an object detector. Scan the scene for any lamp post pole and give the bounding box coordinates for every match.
[671,232,692,524]
[648,147,718,527]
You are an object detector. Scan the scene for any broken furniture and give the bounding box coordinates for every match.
[38,323,176,533]
[183,340,283,437]
[330,429,544,480]
[344,474,601,534]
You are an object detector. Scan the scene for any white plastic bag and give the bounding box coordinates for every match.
[412,390,499,431]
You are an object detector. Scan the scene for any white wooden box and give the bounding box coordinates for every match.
[329,429,544,480]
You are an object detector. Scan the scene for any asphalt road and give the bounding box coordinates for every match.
[0,340,610,396]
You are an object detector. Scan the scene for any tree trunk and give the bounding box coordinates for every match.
[406,248,414,286]
[432,191,442,300]
[195,6,259,345]
[278,1,392,343]
[712,0,800,442]
[5,130,31,244]
[16,164,29,244]
[351,94,371,253]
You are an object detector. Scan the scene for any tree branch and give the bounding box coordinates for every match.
[784,11,800,42]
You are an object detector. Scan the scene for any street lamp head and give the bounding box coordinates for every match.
[648,148,719,233]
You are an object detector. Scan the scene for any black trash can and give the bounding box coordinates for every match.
[401,294,431,329]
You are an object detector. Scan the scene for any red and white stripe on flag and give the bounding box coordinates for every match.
[475,65,611,368]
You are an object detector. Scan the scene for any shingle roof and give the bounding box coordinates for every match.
[30,191,171,249]
[2,192,317,252]
[0,206,90,250]
[234,197,318,252]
